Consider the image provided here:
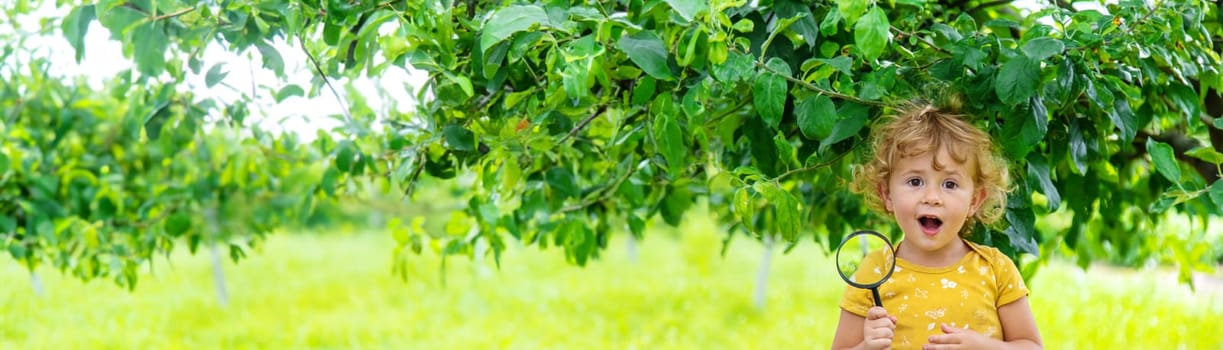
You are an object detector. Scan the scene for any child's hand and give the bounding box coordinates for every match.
[863,306,898,350]
[923,323,991,349]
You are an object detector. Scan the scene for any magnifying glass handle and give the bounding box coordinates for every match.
[871,288,883,307]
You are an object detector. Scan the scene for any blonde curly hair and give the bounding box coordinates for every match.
[850,102,1011,235]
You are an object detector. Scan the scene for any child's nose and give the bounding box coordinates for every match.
[921,189,943,206]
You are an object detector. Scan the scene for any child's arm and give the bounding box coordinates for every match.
[924,296,1043,350]
[831,307,897,350]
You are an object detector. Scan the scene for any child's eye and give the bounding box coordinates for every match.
[906,178,923,187]
[942,180,959,189]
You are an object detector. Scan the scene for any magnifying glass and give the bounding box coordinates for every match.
[835,230,897,307]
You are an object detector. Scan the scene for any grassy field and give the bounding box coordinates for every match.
[2,218,1221,349]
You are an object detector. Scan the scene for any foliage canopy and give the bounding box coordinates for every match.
[4,0,1223,286]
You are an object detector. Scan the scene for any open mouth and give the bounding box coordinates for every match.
[918,215,943,233]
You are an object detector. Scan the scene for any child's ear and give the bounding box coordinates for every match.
[970,187,987,215]
[878,183,893,213]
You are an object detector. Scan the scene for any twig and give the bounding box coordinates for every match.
[891,26,950,54]
[559,105,609,143]
[151,6,196,21]
[754,61,888,107]
[560,157,640,213]
[123,205,182,229]
[774,138,863,182]
[298,37,356,124]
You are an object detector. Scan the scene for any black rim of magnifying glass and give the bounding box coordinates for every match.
[835,230,897,307]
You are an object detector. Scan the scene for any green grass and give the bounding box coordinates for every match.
[2,218,1220,349]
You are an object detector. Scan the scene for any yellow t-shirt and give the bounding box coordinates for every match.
[839,240,1029,349]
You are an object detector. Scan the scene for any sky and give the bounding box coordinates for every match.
[7,1,427,141]
[5,0,1098,140]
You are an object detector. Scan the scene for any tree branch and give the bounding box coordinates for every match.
[891,27,950,54]
[559,104,611,144]
[754,61,888,107]
[151,6,196,21]
[561,157,640,213]
[298,37,356,125]
[774,138,862,182]
[1136,131,1221,183]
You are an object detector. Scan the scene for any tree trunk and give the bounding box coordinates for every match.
[754,234,775,310]
[625,234,639,263]
[473,235,490,278]
[30,271,45,296]
[210,242,230,307]
[206,208,229,307]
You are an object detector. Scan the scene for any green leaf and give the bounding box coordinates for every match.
[1165,83,1201,121]
[1185,147,1223,165]
[1210,180,1223,211]
[1067,120,1089,174]
[797,94,836,140]
[1110,95,1137,143]
[1021,37,1064,60]
[1146,138,1181,183]
[756,182,801,241]
[660,184,693,226]
[656,113,686,177]
[255,41,285,76]
[818,56,853,75]
[1000,105,1042,160]
[930,23,961,41]
[619,30,674,80]
[733,187,753,224]
[820,7,841,36]
[820,107,868,152]
[753,58,790,129]
[323,21,341,46]
[445,72,475,98]
[62,5,96,62]
[275,84,305,102]
[1026,153,1060,212]
[775,0,819,48]
[546,167,580,199]
[480,5,548,53]
[664,0,707,22]
[334,141,356,172]
[995,56,1040,106]
[745,115,780,177]
[1004,208,1039,256]
[1030,96,1048,137]
[853,6,889,61]
[1083,76,1114,111]
[165,212,191,237]
[712,51,753,83]
[205,63,228,88]
[444,124,476,152]
[132,22,168,76]
[838,0,868,26]
[733,19,754,33]
[627,214,646,239]
[96,2,144,34]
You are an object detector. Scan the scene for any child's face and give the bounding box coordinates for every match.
[880,146,985,255]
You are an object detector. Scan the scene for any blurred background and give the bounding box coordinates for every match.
[4,0,1223,349]
[3,176,1221,349]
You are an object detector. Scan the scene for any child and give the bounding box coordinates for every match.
[830,102,1043,350]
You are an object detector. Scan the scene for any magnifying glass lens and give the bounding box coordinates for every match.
[834,230,897,307]
[836,234,894,285]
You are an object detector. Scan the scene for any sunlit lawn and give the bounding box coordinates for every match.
[2,218,1220,349]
